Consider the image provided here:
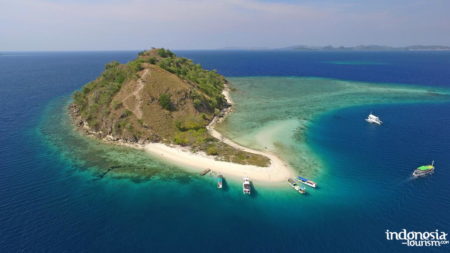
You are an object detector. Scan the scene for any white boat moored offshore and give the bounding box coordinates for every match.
[297,176,317,188]
[365,113,382,125]
[217,175,223,189]
[243,177,251,195]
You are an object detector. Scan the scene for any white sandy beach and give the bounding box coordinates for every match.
[144,143,294,183]
[142,86,297,184]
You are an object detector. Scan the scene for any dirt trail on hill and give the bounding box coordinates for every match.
[123,69,149,119]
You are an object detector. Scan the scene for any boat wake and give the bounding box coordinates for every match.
[397,176,416,186]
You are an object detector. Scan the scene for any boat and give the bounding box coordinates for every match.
[288,178,297,187]
[297,176,317,188]
[298,185,306,194]
[288,178,306,194]
[243,177,251,195]
[200,168,211,176]
[365,113,382,125]
[413,161,435,177]
[217,175,223,189]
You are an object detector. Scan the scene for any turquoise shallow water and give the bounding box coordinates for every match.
[1,51,450,252]
[218,76,449,179]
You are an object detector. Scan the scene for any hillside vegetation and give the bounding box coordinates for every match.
[70,48,269,167]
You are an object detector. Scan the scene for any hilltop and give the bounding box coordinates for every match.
[69,48,269,167]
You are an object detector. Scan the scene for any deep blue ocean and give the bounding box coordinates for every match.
[1,51,449,252]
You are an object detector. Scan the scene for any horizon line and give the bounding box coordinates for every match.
[2,44,450,53]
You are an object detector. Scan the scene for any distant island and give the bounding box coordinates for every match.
[282,45,450,51]
[218,45,450,51]
[69,49,295,182]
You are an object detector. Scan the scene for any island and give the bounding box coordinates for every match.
[69,48,294,183]
[282,45,450,51]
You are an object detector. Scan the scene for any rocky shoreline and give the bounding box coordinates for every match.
[67,82,297,183]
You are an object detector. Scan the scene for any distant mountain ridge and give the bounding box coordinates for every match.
[281,45,450,51]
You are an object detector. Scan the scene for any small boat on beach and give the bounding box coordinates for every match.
[288,178,306,194]
[413,161,435,177]
[297,176,317,188]
[217,175,223,189]
[243,177,251,195]
[200,168,211,176]
[365,113,382,125]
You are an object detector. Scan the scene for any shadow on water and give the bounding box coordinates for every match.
[249,183,259,199]
[221,178,230,192]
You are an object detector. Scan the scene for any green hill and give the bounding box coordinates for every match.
[70,48,269,167]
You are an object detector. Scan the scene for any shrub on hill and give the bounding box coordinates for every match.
[158,93,173,111]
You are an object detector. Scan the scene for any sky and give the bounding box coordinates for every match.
[1,0,449,51]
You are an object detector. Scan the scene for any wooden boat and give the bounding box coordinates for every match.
[288,178,306,194]
[200,168,211,176]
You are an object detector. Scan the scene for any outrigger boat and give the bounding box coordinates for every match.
[288,178,306,194]
[243,177,251,195]
[297,176,317,188]
[413,161,435,177]
[217,175,223,189]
